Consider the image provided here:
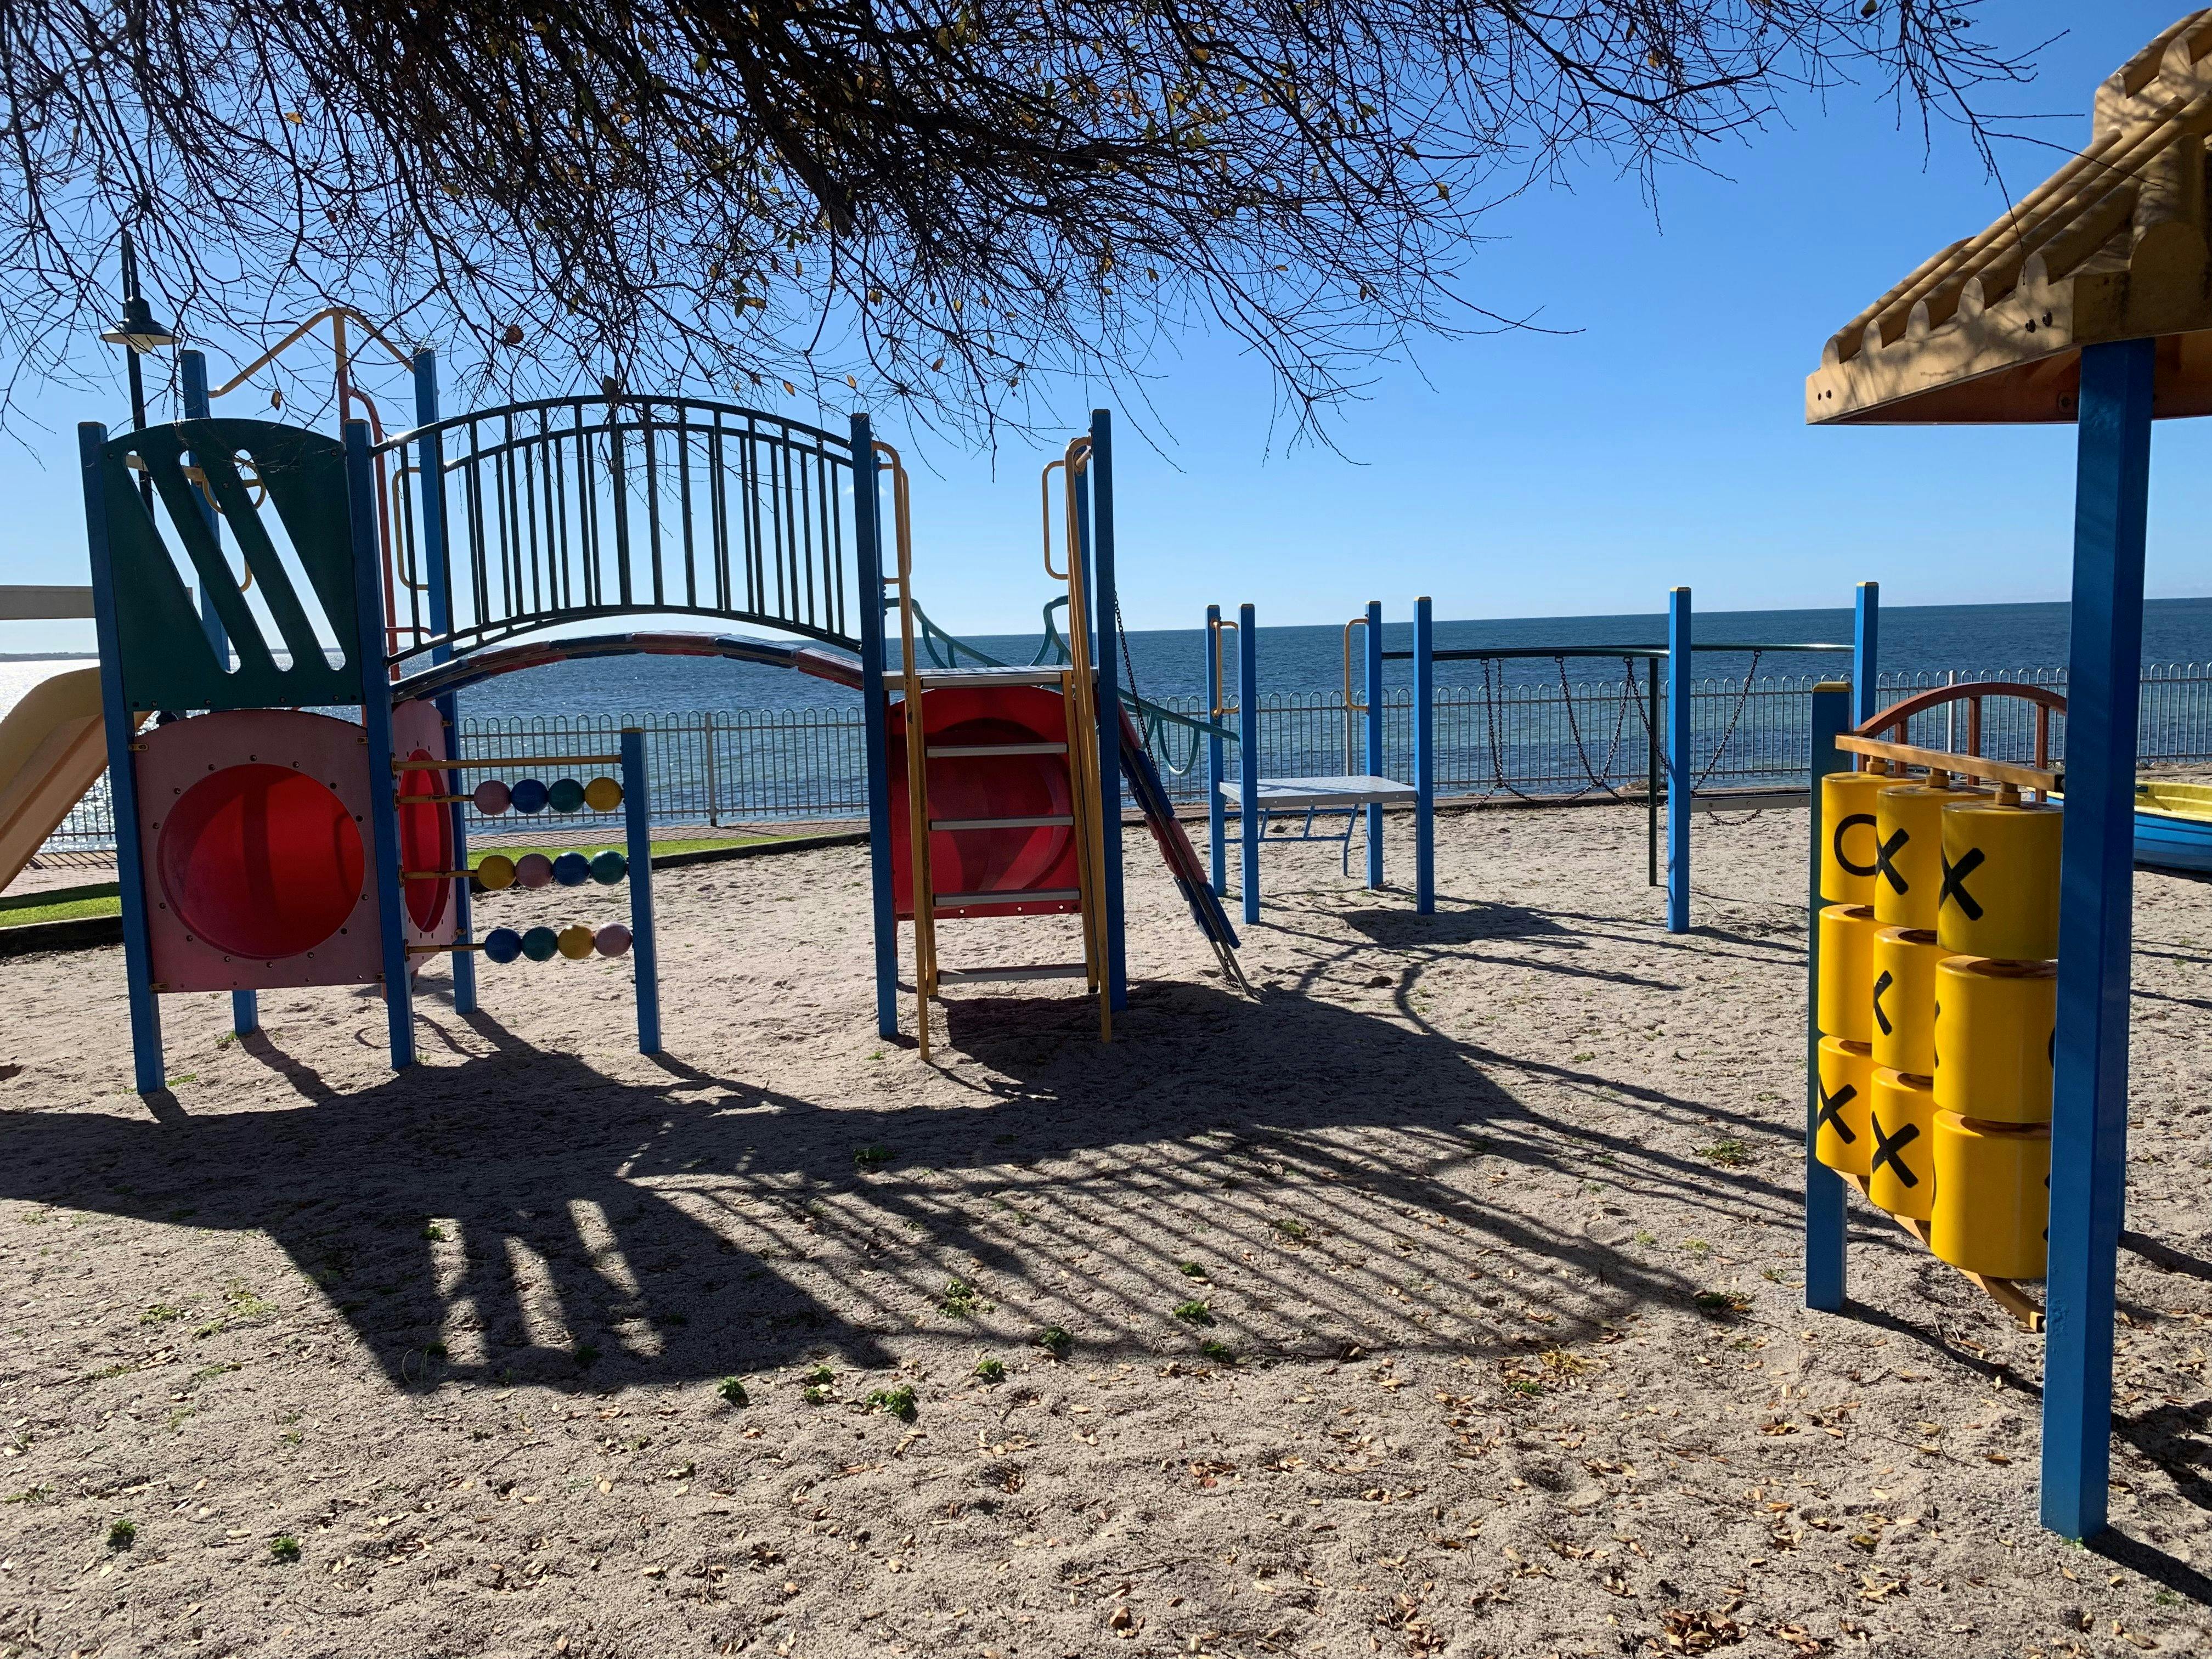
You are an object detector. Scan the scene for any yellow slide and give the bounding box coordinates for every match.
[0,668,140,890]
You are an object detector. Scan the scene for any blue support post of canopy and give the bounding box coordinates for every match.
[1804,681,1852,1312]
[851,414,900,1040]
[1852,582,1880,728]
[2041,336,2157,1541]
[1666,586,1692,934]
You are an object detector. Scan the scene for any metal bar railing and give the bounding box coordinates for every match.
[28,663,2212,861]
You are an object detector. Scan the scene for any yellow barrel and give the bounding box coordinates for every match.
[1870,926,1948,1076]
[1873,778,1985,929]
[1814,1036,1875,1177]
[1932,956,2055,1124]
[1867,1068,1938,1221]
[1928,1113,2050,1280]
[1820,764,1897,906]
[1937,797,2062,960]
[1815,904,1880,1043]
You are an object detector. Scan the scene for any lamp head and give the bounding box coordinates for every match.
[99,294,178,353]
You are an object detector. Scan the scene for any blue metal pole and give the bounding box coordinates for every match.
[1205,604,1227,896]
[178,353,228,665]
[851,415,899,1039]
[1414,597,1435,915]
[1852,581,1880,729]
[413,349,475,1017]
[1666,586,1692,934]
[623,727,662,1053]
[1805,681,1852,1311]
[2041,335,2155,1542]
[1088,410,1127,1012]
[1364,599,1385,889]
[180,350,260,1040]
[1238,603,1260,925]
[79,422,166,1093]
[344,420,414,1069]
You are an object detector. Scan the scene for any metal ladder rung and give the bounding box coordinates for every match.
[932,888,1081,908]
[936,963,1091,984]
[926,741,1070,758]
[930,814,1075,831]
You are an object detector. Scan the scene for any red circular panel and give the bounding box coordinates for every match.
[398,750,453,933]
[157,764,365,960]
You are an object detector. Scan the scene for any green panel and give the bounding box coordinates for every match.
[99,419,365,710]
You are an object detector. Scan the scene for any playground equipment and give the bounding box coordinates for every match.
[1205,586,1869,930]
[0,586,137,893]
[399,737,659,1049]
[0,665,142,891]
[1204,599,1424,924]
[78,320,1237,1081]
[1808,679,2064,1314]
[1801,9,2212,1538]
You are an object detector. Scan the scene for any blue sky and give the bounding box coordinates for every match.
[3,2,2202,653]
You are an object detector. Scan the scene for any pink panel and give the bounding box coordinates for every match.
[135,703,458,994]
[138,710,382,991]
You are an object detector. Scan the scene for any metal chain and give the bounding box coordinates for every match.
[1690,650,1764,791]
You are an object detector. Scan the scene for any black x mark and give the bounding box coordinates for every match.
[1872,969,1894,1036]
[1870,1113,1922,1188]
[1939,845,1985,921]
[1816,1078,1858,1144]
[1872,828,1908,895]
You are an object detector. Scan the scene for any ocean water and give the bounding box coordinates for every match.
[9,598,2212,725]
[450,595,2212,719]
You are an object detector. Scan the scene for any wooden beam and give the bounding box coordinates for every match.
[1835,734,2061,791]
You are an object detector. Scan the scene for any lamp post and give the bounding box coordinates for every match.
[98,231,178,508]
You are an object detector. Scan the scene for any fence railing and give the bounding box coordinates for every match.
[31,663,2212,859]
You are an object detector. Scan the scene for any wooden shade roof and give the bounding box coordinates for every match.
[1807,11,2212,425]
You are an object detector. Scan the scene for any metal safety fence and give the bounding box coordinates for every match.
[30,663,2212,860]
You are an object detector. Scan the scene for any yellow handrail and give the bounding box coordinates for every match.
[206,306,413,402]
[877,438,939,1058]
[1209,614,1239,719]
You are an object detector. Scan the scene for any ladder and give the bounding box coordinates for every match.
[877,436,1113,1059]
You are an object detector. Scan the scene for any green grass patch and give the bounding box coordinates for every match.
[0,881,117,914]
[0,893,121,929]
[865,1382,918,1421]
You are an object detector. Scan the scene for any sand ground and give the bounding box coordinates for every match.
[3,802,2211,1658]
